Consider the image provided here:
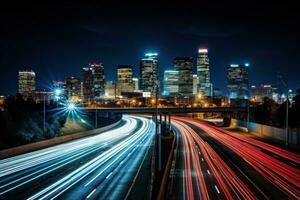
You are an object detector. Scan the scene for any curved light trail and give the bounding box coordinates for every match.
[174,117,300,199]
[0,115,155,200]
[172,119,256,200]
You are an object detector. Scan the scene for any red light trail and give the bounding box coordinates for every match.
[173,117,300,199]
[172,119,256,199]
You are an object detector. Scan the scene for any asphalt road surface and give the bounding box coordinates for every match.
[0,115,155,200]
[168,116,300,200]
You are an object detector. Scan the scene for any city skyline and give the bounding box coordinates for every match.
[4,47,300,96]
[1,2,299,95]
[1,3,300,200]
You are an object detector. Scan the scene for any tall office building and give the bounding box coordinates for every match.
[104,81,117,99]
[227,64,249,99]
[140,52,158,96]
[163,70,179,96]
[65,76,81,101]
[18,70,36,99]
[174,57,193,96]
[197,48,212,96]
[132,78,139,91]
[192,74,199,95]
[288,89,296,104]
[117,65,134,95]
[82,67,94,103]
[90,63,105,101]
[251,84,272,102]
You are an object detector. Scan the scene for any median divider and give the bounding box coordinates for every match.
[156,130,176,200]
[0,119,122,159]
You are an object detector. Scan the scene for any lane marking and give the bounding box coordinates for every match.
[201,158,204,162]
[119,160,125,165]
[214,185,220,194]
[86,189,96,199]
[207,170,211,175]
[290,162,298,167]
[106,172,113,179]
[272,154,279,158]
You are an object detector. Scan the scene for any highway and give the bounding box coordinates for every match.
[169,116,300,200]
[0,115,155,200]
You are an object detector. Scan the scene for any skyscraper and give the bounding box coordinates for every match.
[192,74,199,95]
[251,84,272,102]
[163,70,179,96]
[227,64,249,99]
[104,81,117,99]
[132,78,139,91]
[140,52,158,96]
[82,67,94,103]
[90,63,105,101]
[117,65,134,95]
[197,48,212,96]
[65,76,81,101]
[18,70,36,99]
[174,57,193,96]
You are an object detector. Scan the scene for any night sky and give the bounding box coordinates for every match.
[1,2,299,96]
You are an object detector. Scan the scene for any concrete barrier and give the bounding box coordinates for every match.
[230,119,299,145]
[157,133,176,200]
[0,120,122,159]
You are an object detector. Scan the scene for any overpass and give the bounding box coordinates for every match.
[83,107,248,129]
[85,107,247,114]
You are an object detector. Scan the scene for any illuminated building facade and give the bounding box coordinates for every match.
[174,57,193,96]
[227,64,249,99]
[82,67,94,103]
[163,70,179,96]
[197,48,212,96]
[132,78,139,91]
[192,74,199,95]
[117,65,134,95]
[251,84,272,102]
[65,76,81,101]
[18,70,36,100]
[140,52,158,96]
[90,63,105,101]
[105,81,117,99]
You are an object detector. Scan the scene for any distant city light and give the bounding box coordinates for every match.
[165,70,178,73]
[263,85,272,88]
[245,63,250,67]
[145,52,158,57]
[230,64,239,67]
[198,48,208,53]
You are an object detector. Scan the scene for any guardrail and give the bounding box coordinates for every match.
[0,119,122,159]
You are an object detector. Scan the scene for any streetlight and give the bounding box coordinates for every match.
[247,96,250,132]
[154,78,162,172]
[54,89,62,96]
[67,102,76,110]
[278,75,289,146]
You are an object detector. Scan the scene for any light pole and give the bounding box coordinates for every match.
[247,98,250,132]
[43,93,46,134]
[278,75,289,146]
[95,108,98,128]
[153,78,162,172]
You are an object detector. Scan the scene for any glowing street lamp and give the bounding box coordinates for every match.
[55,89,62,96]
[67,102,76,110]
